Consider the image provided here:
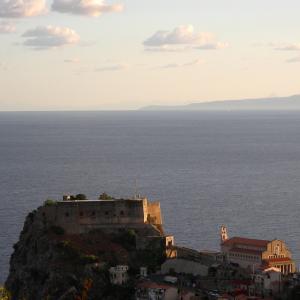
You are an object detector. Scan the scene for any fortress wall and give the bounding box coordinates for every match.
[39,199,146,234]
[146,201,162,225]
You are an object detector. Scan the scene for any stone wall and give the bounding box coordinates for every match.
[39,198,163,235]
[145,201,162,225]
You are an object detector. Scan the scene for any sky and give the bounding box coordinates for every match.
[0,0,300,110]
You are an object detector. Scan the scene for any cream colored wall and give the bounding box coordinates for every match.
[164,287,178,300]
[262,240,292,260]
[146,201,162,225]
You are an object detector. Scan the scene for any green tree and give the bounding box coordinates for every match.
[44,199,57,206]
[76,194,87,200]
[98,193,114,200]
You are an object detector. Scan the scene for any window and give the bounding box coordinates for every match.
[105,211,109,216]
[79,212,83,217]
[65,212,69,217]
[120,210,124,216]
[91,211,95,216]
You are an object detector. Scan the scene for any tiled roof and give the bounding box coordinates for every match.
[230,247,262,255]
[222,237,270,248]
[137,281,173,290]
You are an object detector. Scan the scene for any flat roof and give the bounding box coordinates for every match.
[58,199,144,203]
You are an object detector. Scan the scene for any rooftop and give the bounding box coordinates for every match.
[222,237,270,248]
[230,247,262,255]
[136,281,174,290]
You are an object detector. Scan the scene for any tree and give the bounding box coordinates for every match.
[44,199,57,206]
[98,193,114,200]
[0,287,11,300]
[75,194,87,200]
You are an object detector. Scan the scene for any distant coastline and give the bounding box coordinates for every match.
[140,94,300,111]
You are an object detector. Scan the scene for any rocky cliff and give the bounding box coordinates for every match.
[5,207,165,300]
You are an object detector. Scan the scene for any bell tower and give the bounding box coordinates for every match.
[220,225,228,243]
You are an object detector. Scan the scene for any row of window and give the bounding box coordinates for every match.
[229,252,259,261]
[64,210,125,217]
[269,254,285,259]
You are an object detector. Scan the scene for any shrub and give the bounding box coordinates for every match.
[50,225,65,235]
[44,199,57,206]
[58,241,81,260]
[0,287,11,300]
[98,193,114,200]
[112,230,136,250]
[75,194,87,200]
[80,254,99,264]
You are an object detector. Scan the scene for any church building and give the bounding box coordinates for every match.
[220,226,295,274]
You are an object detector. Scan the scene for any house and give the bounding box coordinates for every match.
[254,267,281,296]
[135,281,178,300]
[161,258,209,277]
[109,265,129,285]
[135,281,198,300]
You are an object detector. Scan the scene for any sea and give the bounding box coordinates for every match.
[1,111,300,283]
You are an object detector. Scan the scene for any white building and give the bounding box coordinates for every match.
[220,226,295,274]
[109,265,129,285]
[254,267,282,296]
[161,258,209,277]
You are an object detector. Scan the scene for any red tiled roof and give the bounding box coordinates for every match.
[222,237,270,248]
[266,257,292,263]
[137,281,173,290]
[230,247,262,255]
[231,279,252,286]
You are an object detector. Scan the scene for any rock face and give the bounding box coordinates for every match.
[5,208,165,300]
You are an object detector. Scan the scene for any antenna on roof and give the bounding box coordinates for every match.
[134,178,139,199]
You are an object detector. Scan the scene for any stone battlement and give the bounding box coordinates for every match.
[39,197,163,236]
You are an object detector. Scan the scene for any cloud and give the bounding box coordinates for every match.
[95,63,129,72]
[145,45,189,53]
[0,21,16,33]
[159,58,205,69]
[64,58,80,63]
[22,26,80,50]
[286,56,300,63]
[0,61,8,70]
[0,0,46,18]
[144,25,228,51]
[271,42,300,51]
[52,0,123,17]
[183,58,205,66]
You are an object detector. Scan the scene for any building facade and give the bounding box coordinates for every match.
[220,226,295,274]
[38,196,174,251]
[109,265,129,285]
[40,197,163,235]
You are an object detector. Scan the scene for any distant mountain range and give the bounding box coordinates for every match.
[141,95,300,111]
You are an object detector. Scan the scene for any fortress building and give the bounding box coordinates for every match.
[39,196,174,250]
[220,226,295,274]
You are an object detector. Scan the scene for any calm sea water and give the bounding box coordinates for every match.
[1,111,300,283]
